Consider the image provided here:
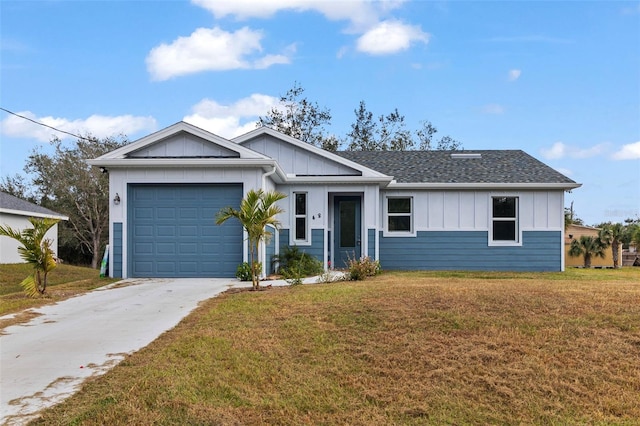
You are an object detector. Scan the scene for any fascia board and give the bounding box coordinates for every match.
[0,208,69,221]
[87,158,280,169]
[284,176,394,185]
[233,127,391,179]
[386,182,582,190]
[95,122,269,160]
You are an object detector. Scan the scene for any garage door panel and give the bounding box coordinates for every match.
[129,184,243,277]
[157,226,176,237]
[157,243,176,254]
[157,208,176,219]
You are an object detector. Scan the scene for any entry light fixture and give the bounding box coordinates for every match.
[113,193,121,205]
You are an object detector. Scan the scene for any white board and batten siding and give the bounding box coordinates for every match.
[241,135,360,177]
[128,132,241,158]
[381,189,564,233]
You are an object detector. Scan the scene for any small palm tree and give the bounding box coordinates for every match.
[216,189,286,290]
[0,217,60,296]
[568,235,608,268]
[602,223,624,268]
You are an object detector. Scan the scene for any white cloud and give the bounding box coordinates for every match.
[508,69,521,81]
[191,0,391,30]
[611,141,640,160]
[480,104,505,114]
[0,111,156,142]
[146,27,292,81]
[183,94,280,138]
[541,141,610,160]
[356,20,429,55]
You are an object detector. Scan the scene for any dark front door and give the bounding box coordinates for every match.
[334,196,361,268]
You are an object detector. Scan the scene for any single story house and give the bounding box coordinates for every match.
[0,191,69,264]
[88,121,580,278]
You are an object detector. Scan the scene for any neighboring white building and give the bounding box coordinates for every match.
[0,192,68,264]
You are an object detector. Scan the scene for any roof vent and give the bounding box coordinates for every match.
[450,153,481,159]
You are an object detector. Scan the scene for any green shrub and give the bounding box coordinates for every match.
[276,246,323,277]
[347,256,381,281]
[236,262,262,281]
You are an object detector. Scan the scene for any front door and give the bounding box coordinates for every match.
[334,196,361,268]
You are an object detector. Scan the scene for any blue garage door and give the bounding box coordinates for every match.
[128,184,243,277]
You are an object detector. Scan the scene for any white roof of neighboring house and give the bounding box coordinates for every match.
[0,192,69,220]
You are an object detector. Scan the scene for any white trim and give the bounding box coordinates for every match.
[388,182,581,190]
[292,191,309,244]
[383,195,416,237]
[0,208,68,221]
[488,195,522,247]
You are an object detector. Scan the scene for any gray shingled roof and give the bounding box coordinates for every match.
[0,192,67,218]
[335,150,577,184]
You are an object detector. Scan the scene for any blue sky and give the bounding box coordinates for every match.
[1,0,638,226]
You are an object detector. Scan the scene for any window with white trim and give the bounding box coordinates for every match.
[492,196,518,243]
[294,192,307,241]
[387,197,412,233]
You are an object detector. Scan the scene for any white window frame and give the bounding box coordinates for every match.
[384,196,415,237]
[293,191,309,243]
[489,195,521,246]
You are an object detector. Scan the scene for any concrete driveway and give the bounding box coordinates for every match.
[0,278,241,425]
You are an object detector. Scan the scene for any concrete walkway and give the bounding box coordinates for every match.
[0,278,242,425]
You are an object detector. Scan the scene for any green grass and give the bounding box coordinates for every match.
[0,263,118,317]
[30,268,640,425]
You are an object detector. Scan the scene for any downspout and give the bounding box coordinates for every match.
[262,164,277,190]
[260,165,278,278]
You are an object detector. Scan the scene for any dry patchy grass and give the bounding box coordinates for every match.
[32,269,640,425]
[0,263,118,322]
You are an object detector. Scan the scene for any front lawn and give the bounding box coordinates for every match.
[33,268,640,425]
[0,263,118,319]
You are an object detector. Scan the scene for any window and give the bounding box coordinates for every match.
[387,197,412,233]
[294,192,307,241]
[492,196,518,243]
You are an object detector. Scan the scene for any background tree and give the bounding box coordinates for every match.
[568,234,609,268]
[259,82,462,152]
[0,217,59,296]
[564,204,584,228]
[415,120,461,150]
[621,217,640,249]
[216,189,286,291]
[346,101,378,151]
[347,101,461,151]
[257,82,333,149]
[597,222,624,268]
[1,135,129,268]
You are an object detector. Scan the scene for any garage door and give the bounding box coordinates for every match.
[128,184,243,277]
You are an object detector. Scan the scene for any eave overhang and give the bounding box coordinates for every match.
[0,208,69,221]
[386,182,582,190]
[87,158,288,183]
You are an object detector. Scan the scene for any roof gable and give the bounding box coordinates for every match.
[233,127,390,179]
[95,122,268,161]
[127,131,240,158]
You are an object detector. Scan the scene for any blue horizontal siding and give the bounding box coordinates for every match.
[265,227,276,274]
[280,229,324,264]
[113,222,123,278]
[379,231,561,272]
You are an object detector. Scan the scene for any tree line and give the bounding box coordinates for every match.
[257,82,462,151]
